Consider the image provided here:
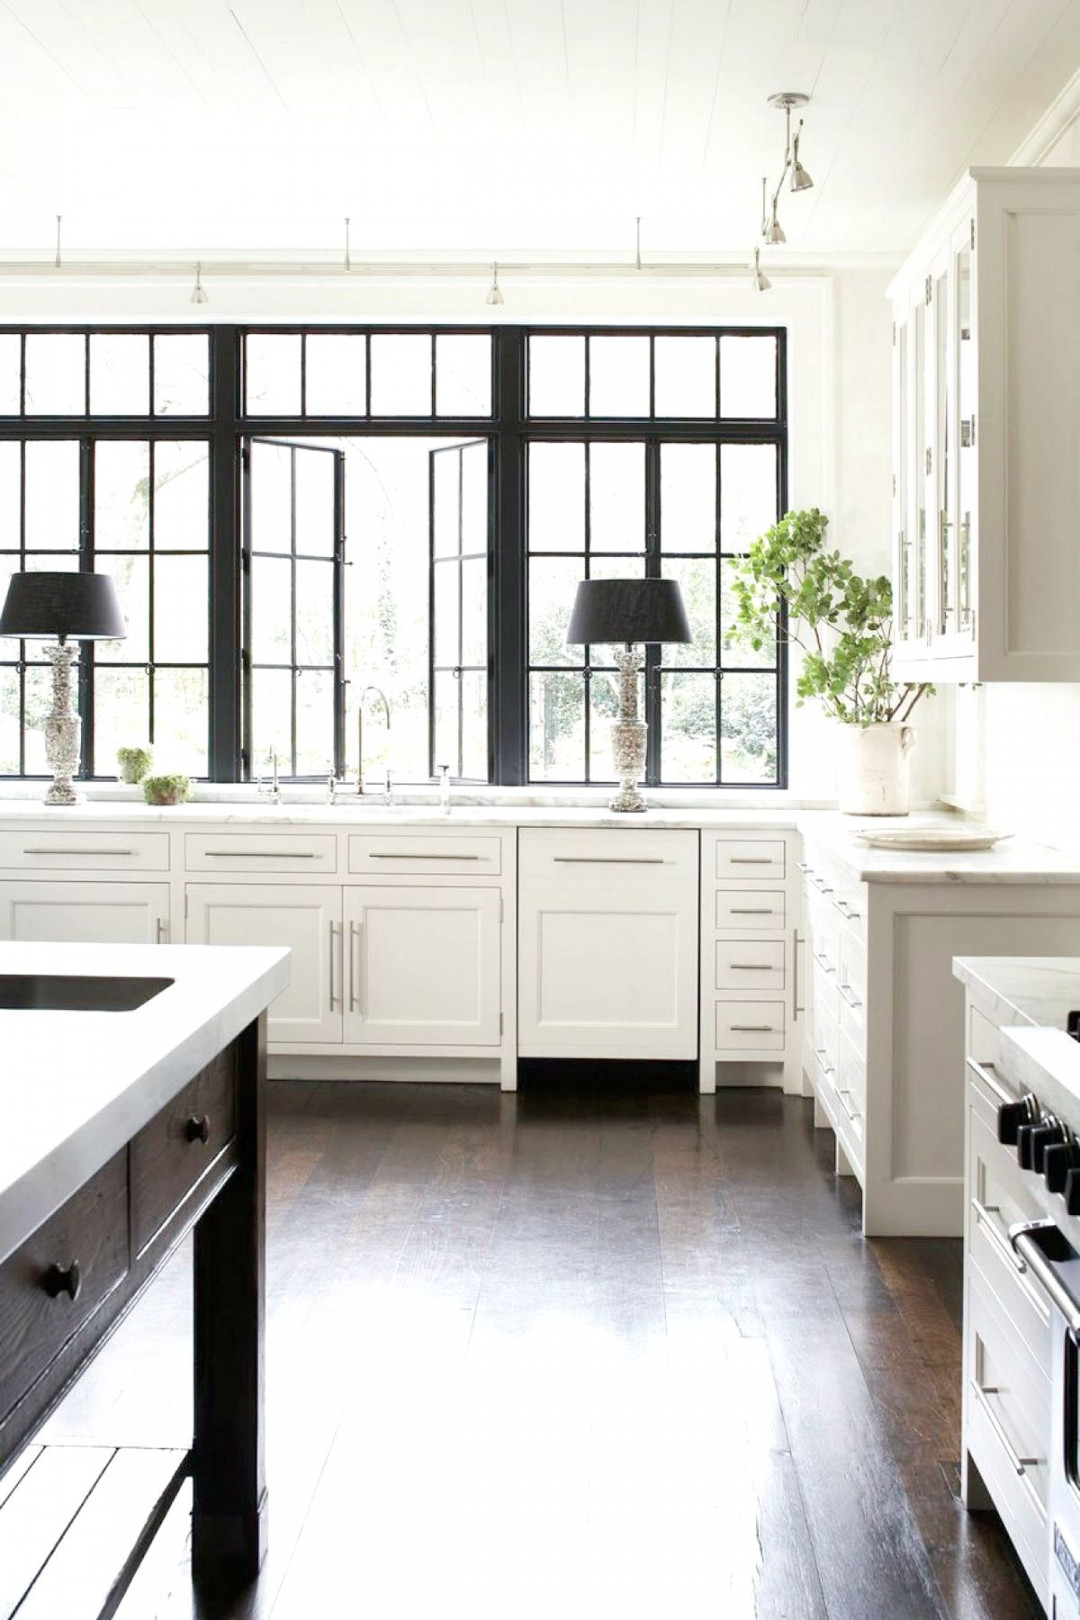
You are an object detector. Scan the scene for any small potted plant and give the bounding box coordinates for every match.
[729,508,932,814]
[116,745,152,785]
[142,773,191,807]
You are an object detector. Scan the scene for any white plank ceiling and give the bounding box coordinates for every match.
[1,0,1079,260]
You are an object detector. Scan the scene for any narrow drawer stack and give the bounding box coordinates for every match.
[963,1058,1050,1601]
[800,841,867,1178]
[699,832,800,1093]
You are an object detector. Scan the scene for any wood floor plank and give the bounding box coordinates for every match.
[23,1079,1048,1620]
[0,1444,113,1619]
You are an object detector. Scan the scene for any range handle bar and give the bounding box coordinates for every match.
[1011,1219,1080,1333]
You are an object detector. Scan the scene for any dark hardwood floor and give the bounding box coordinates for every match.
[31,1078,1039,1620]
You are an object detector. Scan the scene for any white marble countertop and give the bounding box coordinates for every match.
[0,941,290,1267]
[951,955,1080,1127]
[0,796,1077,883]
[953,956,1080,1029]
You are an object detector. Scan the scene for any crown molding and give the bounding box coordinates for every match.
[1011,66,1080,165]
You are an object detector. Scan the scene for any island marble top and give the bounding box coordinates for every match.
[0,940,289,1267]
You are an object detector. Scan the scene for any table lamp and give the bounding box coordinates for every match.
[567,577,691,812]
[0,572,126,805]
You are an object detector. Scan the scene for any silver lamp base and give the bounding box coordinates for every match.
[608,646,649,813]
[43,642,83,805]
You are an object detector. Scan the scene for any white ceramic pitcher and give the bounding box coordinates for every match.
[836,722,916,815]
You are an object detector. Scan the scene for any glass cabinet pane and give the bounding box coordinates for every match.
[896,316,913,643]
[913,301,928,642]
[956,234,975,632]
[935,264,954,634]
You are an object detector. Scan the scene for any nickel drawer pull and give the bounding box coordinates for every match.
[730,1023,776,1033]
[838,984,863,1009]
[812,950,834,975]
[729,963,775,971]
[966,1057,1013,1109]
[729,907,775,915]
[329,920,340,1011]
[553,856,664,865]
[370,852,481,861]
[795,861,812,873]
[156,917,168,945]
[24,846,135,856]
[348,920,356,1012]
[970,1381,1040,1474]
[729,857,773,865]
[837,1087,861,1122]
[973,1198,1030,1278]
[204,850,317,858]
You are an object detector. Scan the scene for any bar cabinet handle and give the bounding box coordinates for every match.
[156,917,168,944]
[970,1382,1040,1475]
[329,920,340,1010]
[24,846,135,856]
[730,1024,775,1033]
[729,964,774,972]
[204,850,316,859]
[729,907,775,915]
[369,852,481,861]
[553,857,664,865]
[729,857,773,865]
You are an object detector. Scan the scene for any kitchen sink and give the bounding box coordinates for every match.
[0,974,174,1012]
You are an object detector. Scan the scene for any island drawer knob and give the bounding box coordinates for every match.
[185,1114,211,1145]
[42,1261,81,1302]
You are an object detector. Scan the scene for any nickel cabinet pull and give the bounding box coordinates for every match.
[729,907,775,915]
[329,920,341,1011]
[369,852,480,861]
[156,917,168,945]
[24,846,135,856]
[205,850,317,859]
[966,1057,1013,1109]
[729,857,773,865]
[729,963,775,972]
[970,1381,1040,1474]
[731,1023,776,1033]
[553,856,664,865]
[348,921,360,1013]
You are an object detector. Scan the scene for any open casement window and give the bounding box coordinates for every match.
[242,437,345,779]
[429,439,489,780]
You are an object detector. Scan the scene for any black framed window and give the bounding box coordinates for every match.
[524,331,785,787]
[0,324,785,789]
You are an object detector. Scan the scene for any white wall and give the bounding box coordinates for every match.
[0,262,924,799]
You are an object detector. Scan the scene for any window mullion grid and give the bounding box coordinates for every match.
[644,439,661,787]
[289,446,298,777]
[79,436,93,779]
[457,445,465,779]
[583,440,591,784]
[715,439,724,786]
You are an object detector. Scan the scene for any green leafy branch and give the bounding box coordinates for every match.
[729,508,932,728]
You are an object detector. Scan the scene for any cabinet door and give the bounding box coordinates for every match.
[518,847,698,1060]
[343,886,501,1047]
[0,880,170,943]
[185,883,342,1044]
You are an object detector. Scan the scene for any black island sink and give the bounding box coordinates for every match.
[0,974,174,1012]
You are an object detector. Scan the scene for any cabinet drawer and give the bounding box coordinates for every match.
[968,1270,1050,1591]
[520,828,693,885]
[0,1153,128,1423]
[837,1025,866,1115]
[185,831,337,874]
[348,833,501,877]
[0,831,170,872]
[715,1001,785,1051]
[837,928,866,1050]
[714,890,785,930]
[130,1050,236,1255]
[713,839,785,881]
[968,1099,1050,1375]
[714,939,785,992]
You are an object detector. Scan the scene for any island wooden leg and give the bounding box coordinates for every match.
[191,1012,268,1594]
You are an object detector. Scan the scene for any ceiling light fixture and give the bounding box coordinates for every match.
[749,91,812,292]
[190,262,208,305]
[486,262,504,307]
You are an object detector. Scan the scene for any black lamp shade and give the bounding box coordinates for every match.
[0,572,126,641]
[566,578,692,647]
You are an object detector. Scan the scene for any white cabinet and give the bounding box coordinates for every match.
[518,828,698,1060]
[890,166,1080,681]
[0,880,170,944]
[344,887,501,1047]
[185,883,341,1044]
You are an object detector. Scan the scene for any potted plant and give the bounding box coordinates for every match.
[142,773,191,807]
[729,508,932,814]
[116,745,152,785]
